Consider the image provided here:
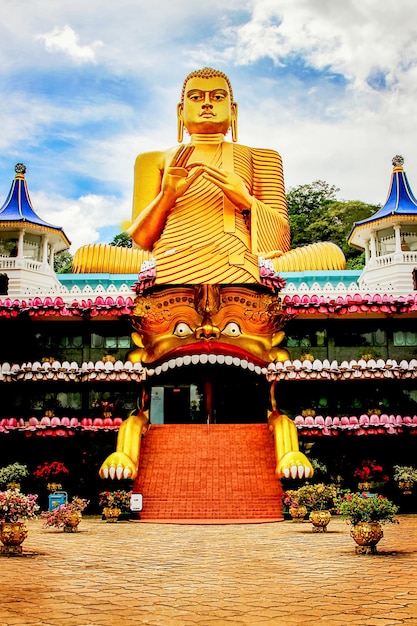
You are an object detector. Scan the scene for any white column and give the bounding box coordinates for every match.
[17,230,25,258]
[369,231,377,258]
[42,236,49,264]
[364,240,370,264]
[393,224,402,253]
[49,245,56,269]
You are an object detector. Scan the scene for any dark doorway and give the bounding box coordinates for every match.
[153,366,269,424]
[164,386,191,423]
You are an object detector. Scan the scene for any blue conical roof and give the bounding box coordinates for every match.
[0,163,70,246]
[353,156,417,229]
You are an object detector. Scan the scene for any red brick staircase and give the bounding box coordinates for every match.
[132,424,283,523]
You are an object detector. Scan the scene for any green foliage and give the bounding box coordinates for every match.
[292,483,337,511]
[286,181,379,268]
[393,465,417,483]
[110,232,132,248]
[0,463,29,487]
[336,492,399,525]
[54,250,73,273]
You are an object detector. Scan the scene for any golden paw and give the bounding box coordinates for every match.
[99,452,138,480]
[277,451,314,480]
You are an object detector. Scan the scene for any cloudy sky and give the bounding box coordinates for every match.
[1,0,417,252]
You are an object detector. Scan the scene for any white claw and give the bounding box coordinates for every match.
[123,468,130,479]
[290,465,298,479]
[283,467,290,478]
[297,465,304,479]
[305,466,311,478]
[116,465,123,479]
[109,466,116,479]
[102,467,109,479]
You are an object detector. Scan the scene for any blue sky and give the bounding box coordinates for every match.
[1,0,417,252]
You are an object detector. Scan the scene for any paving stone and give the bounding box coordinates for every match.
[0,515,416,625]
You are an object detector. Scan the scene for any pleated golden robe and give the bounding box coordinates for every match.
[151,142,290,285]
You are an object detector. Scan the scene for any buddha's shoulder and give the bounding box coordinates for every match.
[234,143,282,160]
[135,146,178,169]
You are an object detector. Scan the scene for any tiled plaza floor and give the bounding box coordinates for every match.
[0,514,416,626]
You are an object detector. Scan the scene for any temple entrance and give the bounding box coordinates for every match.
[149,367,269,424]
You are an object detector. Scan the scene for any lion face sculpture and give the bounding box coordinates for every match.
[129,284,289,370]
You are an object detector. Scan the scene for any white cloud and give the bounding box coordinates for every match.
[35,25,103,63]
[32,191,131,253]
[2,0,417,252]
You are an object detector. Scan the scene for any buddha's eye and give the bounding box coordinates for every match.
[222,322,241,337]
[173,322,193,337]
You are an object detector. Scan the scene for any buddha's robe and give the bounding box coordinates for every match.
[150,142,290,285]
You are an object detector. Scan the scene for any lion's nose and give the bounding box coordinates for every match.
[195,324,220,340]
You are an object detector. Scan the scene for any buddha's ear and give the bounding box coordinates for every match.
[231,102,238,142]
[177,103,184,143]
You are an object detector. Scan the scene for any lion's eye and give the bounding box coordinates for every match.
[173,322,193,337]
[222,322,241,337]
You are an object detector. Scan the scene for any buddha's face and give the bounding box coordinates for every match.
[129,285,289,372]
[180,76,236,136]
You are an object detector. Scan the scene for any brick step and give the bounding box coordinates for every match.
[132,424,283,522]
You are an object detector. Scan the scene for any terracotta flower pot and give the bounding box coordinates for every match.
[103,507,121,522]
[289,505,307,521]
[0,521,28,553]
[309,510,331,532]
[63,511,82,533]
[350,521,384,554]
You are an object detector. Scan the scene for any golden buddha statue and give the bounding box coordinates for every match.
[74,67,345,279]
[96,68,345,482]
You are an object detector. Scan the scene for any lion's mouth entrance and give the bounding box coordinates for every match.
[147,365,269,425]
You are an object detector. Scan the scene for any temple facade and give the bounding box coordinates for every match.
[0,158,416,517]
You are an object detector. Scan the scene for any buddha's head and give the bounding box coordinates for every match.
[177,67,238,142]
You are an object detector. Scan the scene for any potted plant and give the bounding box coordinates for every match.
[393,465,417,494]
[41,496,89,533]
[33,461,70,492]
[0,462,29,490]
[282,490,307,522]
[353,459,389,493]
[336,491,399,554]
[296,483,337,532]
[0,488,39,553]
[99,490,132,522]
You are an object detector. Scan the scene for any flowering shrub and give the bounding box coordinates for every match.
[294,483,337,511]
[33,461,70,482]
[99,490,132,511]
[353,460,389,483]
[41,496,89,528]
[0,489,39,522]
[282,490,300,509]
[336,492,399,525]
[0,463,29,487]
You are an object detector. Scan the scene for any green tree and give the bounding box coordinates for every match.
[54,250,73,273]
[286,181,379,269]
[110,232,132,248]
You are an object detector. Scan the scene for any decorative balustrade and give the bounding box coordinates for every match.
[0,360,145,383]
[0,358,415,383]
